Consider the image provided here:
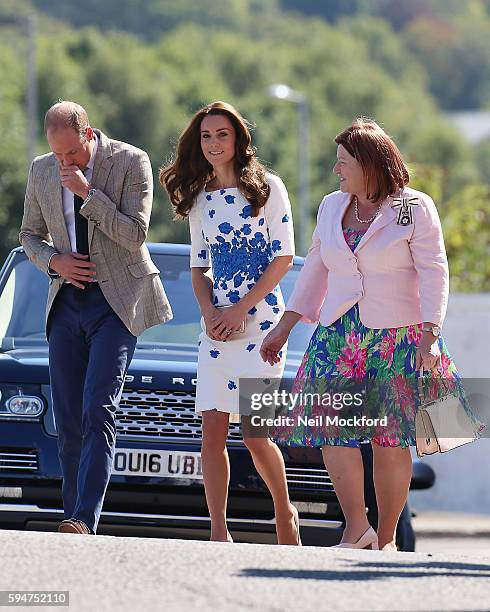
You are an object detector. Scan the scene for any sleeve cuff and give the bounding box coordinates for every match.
[47,252,61,278]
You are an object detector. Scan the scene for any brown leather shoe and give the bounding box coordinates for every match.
[58,519,92,534]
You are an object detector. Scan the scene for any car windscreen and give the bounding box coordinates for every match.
[0,252,314,354]
[0,257,49,346]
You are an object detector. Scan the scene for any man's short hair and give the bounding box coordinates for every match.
[44,101,90,137]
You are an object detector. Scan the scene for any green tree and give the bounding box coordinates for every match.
[0,38,31,260]
[475,138,490,185]
[0,6,487,282]
[10,0,281,41]
[442,184,490,292]
[404,16,490,109]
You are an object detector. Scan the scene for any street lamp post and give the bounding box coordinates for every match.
[0,13,38,166]
[267,84,309,255]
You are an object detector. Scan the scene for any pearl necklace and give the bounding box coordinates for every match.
[354,195,383,224]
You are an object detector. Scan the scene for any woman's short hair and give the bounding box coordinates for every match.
[335,118,409,202]
[160,101,270,218]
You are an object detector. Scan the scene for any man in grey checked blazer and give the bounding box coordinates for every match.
[19,101,172,535]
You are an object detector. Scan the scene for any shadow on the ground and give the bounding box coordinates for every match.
[239,558,490,581]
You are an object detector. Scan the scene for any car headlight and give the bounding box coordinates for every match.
[0,384,45,420]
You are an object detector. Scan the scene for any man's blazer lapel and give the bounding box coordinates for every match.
[89,130,113,247]
[47,161,71,252]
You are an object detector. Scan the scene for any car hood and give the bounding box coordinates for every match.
[0,345,303,387]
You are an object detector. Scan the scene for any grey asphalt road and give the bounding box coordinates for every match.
[417,535,490,555]
[1,530,490,612]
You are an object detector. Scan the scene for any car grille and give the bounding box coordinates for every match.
[285,467,334,492]
[0,449,39,472]
[116,388,243,443]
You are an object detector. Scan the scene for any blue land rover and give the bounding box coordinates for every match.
[0,243,434,548]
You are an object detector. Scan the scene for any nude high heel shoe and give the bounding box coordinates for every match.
[332,526,379,550]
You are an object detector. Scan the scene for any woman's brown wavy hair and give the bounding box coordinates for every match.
[335,118,410,203]
[160,101,270,219]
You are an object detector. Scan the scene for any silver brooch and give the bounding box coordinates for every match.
[391,196,419,226]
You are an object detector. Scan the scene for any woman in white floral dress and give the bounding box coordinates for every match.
[160,101,300,545]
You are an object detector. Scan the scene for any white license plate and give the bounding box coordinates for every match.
[112,449,203,480]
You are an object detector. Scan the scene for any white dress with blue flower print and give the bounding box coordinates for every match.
[189,173,295,418]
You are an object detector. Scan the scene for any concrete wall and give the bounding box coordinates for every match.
[409,293,490,514]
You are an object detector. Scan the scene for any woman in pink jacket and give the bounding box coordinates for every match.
[260,118,475,551]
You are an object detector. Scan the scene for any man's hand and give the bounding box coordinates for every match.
[59,165,90,199]
[50,253,96,289]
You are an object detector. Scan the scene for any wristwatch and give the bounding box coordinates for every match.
[422,325,441,337]
[83,188,97,206]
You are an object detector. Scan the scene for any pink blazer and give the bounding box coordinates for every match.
[287,188,449,329]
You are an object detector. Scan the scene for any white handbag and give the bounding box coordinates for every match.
[415,367,479,457]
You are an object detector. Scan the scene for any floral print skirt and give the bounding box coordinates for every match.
[271,303,478,448]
